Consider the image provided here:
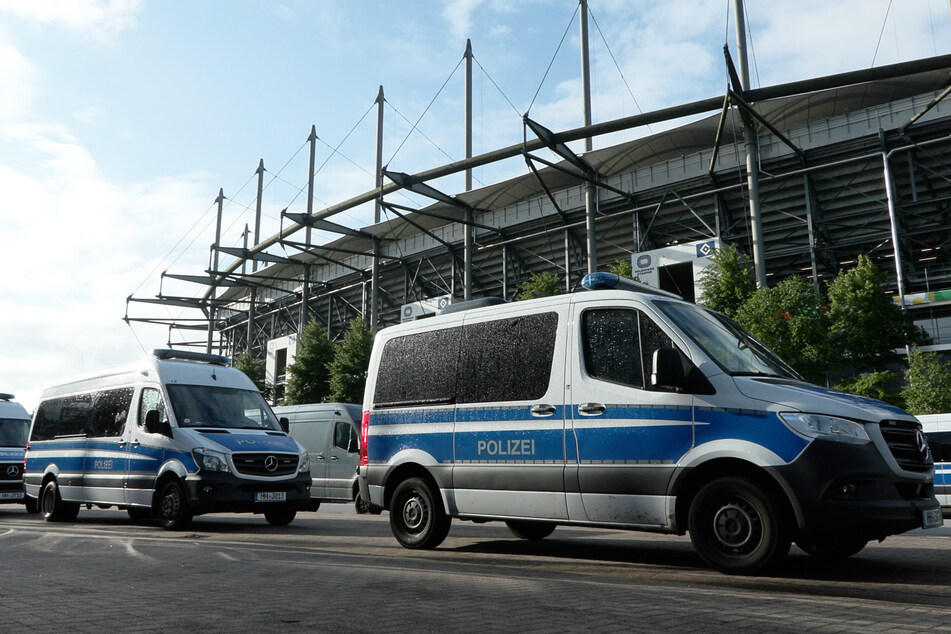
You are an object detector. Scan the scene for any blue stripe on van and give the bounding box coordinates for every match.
[694,407,808,463]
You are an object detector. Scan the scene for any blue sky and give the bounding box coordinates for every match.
[3,0,951,410]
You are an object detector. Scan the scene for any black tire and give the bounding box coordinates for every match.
[506,520,556,540]
[354,490,382,515]
[127,507,152,521]
[157,480,192,530]
[40,480,80,523]
[688,476,790,575]
[264,510,297,526]
[389,476,451,549]
[796,535,868,560]
[24,496,39,514]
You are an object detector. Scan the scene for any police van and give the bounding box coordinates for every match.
[24,350,311,529]
[357,273,943,574]
[918,413,950,517]
[273,402,380,513]
[0,393,31,508]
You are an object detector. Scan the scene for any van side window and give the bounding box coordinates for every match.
[928,431,951,463]
[138,388,168,427]
[456,312,558,404]
[31,394,94,441]
[91,388,134,438]
[582,308,673,389]
[334,421,358,453]
[374,327,461,408]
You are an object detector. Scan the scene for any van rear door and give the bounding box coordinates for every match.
[568,300,694,527]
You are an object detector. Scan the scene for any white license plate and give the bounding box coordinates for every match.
[922,507,944,529]
[0,492,23,500]
[254,491,286,503]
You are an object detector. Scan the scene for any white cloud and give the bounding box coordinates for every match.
[442,0,487,42]
[0,0,142,38]
[0,31,39,120]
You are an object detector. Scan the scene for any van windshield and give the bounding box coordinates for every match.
[655,300,801,380]
[0,418,30,447]
[166,385,282,430]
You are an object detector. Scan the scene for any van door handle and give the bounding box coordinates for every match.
[131,440,140,448]
[330,456,338,461]
[315,454,326,460]
[578,403,606,416]
[117,440,127,448]
[530,404,556,417]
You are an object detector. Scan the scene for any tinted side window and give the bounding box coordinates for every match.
[138,388,168,427]
[334,421,357,452]
[91,388,134,438]
[30,394,93,441]
[928,431,951,463]
[583,308,672,389]
[456,312,558,403]
[373,327,461,408]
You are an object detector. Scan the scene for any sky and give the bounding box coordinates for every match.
[2,0,951,412]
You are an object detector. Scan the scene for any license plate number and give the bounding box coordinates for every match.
[254,491,286,503]
[922,507,944,529]
[0,492,23,500]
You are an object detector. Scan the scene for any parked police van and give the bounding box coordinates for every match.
[24,349,311,529]
[358,273,943,574]
[0,393,31,508]
[918,413,950,517]
[273,402,380,514]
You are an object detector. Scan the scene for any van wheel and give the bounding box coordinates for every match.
[24,496,39,514]
[688,476,790,574]
[157,480,192,530]
[264,510,296,526]
[506,520,556,540]
[40,480,80,522]
[354,491,381,515]
[127,507,152,521]
[796,535,868,560]
[389,477,451,549]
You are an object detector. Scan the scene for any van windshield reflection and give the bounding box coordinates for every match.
[0,419,30,447]
[166,385,281,430]
[655,301,801,380]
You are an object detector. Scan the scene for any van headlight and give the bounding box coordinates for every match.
[779,413,871,444]
[193,447,231,472]
[299,452,310,474]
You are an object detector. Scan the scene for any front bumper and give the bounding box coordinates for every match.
[183,471,311,515]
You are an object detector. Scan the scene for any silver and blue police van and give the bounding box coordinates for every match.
[918,413,950,517]
[0,393,31,508]
[358,273,943,574]
[24,349,311,529]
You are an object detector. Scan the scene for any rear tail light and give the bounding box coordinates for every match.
[360,411,369,467]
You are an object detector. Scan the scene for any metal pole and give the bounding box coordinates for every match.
[208,188,224,353]
[464,39,474,300]
[305,126,316,247]
[246,287,256,353]
[580,0,597,275]
[253,159,264,272]
[883,151,908,311]
[372,86,385,328]
[734,0,767,287]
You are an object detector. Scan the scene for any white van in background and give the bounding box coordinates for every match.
[0,393,31,509]
[919,413,950,516]
[273,403,379,514]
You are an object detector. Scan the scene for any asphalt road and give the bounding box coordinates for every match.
[1,504,949,633]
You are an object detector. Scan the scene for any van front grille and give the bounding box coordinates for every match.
[879,420,933,473]
[232,453,299,477]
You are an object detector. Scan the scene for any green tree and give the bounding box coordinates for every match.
[826,255,919,373]
[697,243,756,318]
[516,271,562,300]
[835,371,904,409]
[609,258,633,279]
[902,348,951,415]
[735,275,833,384]
[282,320,336,405]
[232,351,266,393]
[328,318,375,403]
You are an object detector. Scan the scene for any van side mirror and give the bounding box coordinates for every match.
[279,417,290,433]
[652,348,715,395]
[144,409,173,438]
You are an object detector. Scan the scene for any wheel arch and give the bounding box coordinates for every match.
[382,462,442,512]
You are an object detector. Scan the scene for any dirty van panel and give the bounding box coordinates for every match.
[373,327,461,408]
[571,304,693,526]
[451,310,569,520]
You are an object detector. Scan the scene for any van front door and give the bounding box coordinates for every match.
[568,303,694,527]
[325,420,360,500]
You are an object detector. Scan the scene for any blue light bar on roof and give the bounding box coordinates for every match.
[581,273,682,299]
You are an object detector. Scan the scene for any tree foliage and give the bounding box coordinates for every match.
[902,348,951,415]
[826,255,912,373]
[735,275,832,384]
[282,320,336,405]
[834,371,904,409]
[516,271,562,300]
[697,243,756,318]
[328,318,375,404]
[232,351,266,393]
[609,258,633,279]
